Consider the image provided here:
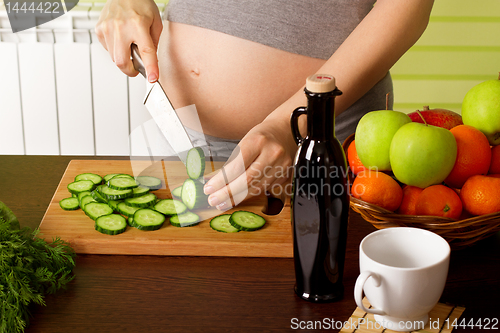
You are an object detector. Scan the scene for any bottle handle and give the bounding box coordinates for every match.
[354,271,386,315]
[290,106,307,145]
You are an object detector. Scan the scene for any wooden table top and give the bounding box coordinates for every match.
[1,155,499,333]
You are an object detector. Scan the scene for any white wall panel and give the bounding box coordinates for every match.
[18,42,59,155]
[55,43,95,155]
[90,41,129,156]
[128,75,151,157]
[0,43,24,154]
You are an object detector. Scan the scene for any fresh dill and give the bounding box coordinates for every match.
[0,201,76,333]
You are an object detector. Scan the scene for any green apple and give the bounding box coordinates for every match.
[355,110,411,171]
[462,74,500,145]
[390,122,457,188]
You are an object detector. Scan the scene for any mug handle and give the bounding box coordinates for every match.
[354,271,387,315]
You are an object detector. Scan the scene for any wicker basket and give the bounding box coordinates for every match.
[342,133,500,249]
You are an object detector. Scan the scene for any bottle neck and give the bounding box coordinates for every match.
[305,88,342,140]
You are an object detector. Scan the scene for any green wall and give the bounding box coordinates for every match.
[391,0,500,114]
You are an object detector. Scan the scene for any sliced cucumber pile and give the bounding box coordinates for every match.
[60,172,163,235]
[60,166,267,235]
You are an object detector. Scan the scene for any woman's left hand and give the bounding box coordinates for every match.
[203,118,298,210]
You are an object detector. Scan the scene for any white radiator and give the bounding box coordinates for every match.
[0,1,168,156]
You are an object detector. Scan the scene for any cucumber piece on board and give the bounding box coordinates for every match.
[95,214,127,235]
[130,208,165,231]
[210,214,240,233]
[229,211,266,231]
[59,197,80,211]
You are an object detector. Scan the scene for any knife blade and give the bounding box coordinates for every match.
[130,44,194,167]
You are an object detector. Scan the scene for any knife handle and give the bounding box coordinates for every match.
[131,44,147,78]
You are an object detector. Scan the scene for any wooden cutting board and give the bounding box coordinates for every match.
[39,160,292,257]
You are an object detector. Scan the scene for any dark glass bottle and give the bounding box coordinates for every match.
[290,74,349,302]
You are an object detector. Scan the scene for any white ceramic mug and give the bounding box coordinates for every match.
[354,227,450,332]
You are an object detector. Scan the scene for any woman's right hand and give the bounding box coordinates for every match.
[95,0,163,83]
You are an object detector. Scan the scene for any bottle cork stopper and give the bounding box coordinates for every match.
[306,74,336,93]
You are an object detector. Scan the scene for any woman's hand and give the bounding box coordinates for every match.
[203,118,298,210]
[95,0,163,83]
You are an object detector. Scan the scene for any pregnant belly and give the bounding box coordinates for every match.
[158,21,325,139]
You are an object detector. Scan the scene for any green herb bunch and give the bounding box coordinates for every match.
[0,201,76,333]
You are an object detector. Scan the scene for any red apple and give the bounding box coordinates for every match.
[407,106,463,130]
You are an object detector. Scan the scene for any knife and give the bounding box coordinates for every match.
[130,44,194,167]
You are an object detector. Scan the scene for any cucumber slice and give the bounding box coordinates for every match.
[170,212,201,227]
[135,176,162,190]
[127,216,134,226]
[108,177,139,190]
[210,214,240,233]
[103,173,120,182]
[107,200,123,212]
[130,208,165,231]
[84,202,114,221]
[154,199,187,216]
[77,191,92,203]
[59,197,80,211]
[80,195,97,209]
[124,193,157,208]
[171,185,183,199]
[95,214,127,235]
[91,187,108,203]
[111,174,134,180]
[67,180,95,194]
[116,202,141,217]
[132,186,150,197]
[75,173,103,185]
[181,179,208,210]
[186,147,206,180]
[229,211,266,231]
[98,185,133,200]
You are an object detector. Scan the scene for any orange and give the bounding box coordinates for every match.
[347,140,366,176]
[460,175,500,216]
[397,185,423,215]
[445,125,492,188]
[415,185,462,219]
[489,145,500,174]
[351,170,402,212]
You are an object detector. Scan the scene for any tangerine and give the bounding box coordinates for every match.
[460,175,500,216]
[489,145,500,174]
[347,140,366,176]
[397,185,423,215]
[351,170,402,212]
[415,185,462,219]
[445,125,492,188]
